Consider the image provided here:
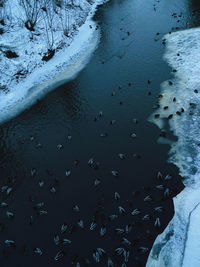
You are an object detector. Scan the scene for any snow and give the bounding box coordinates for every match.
[147,27,200,267]
[0,0,107,123]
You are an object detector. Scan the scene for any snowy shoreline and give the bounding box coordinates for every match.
[0,0,107,124]
[147,27,200,267]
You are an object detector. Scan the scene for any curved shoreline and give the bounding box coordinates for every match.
[0,0,106,125]
[147,27,200,267]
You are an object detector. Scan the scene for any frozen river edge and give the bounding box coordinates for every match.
[0,0,107,124]
[147,27,200,267]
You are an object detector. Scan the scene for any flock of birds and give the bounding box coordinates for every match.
[0,0,191,266]
[0,162,181,267]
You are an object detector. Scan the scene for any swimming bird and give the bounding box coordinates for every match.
[38,180,44,187]
[50,186,56,193]
[99,111,103,117]
[34,248,43,255]
[111,170,119,177]
[115,247,125,256]
[94,178,101,186]
[156,185,164,190]
[100,225,106,236]
[118,206,125,215]
[100,133,108,137]
[115,228,124,235]
[133,118,139,124]
[90,221,97,230]
[73,205,80,213]
[67,135,72,140]
[144,195,152,201]
[39,210,48,216]
[130,133,137,138]
[54,235,60,246]
[57,144,63,150]
[31,168,36,177]
[142,214,151,221]
[131,209,140,215]
[121,238,131,246]
[118,153,126,159]
[54,250,65,261]
[157,171,163,180]
[164,188,170,198]
[65,169,71,177]
[6,211,14,219]
[77,219,84,229]
[62,238,71,245]
[154,206,164,213]
[125,224,132,233]
[61,223,67,234]
[5,240,15,247]
[0,202,8,208]
[123,250,130,262]
[88,158,94,166]
[110,120,116,125]
[148,80,152,85]
[138,247,149,253]
[114,192,120,200]
[154,217,161,228]
[165,174,172,180]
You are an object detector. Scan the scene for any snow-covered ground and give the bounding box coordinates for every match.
[147,27,200,266]
[0,0,106,123]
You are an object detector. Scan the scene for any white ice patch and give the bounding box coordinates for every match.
[147,27,200,267]
[0,0,106,124]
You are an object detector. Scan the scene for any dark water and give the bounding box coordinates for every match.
[0,0,200,266]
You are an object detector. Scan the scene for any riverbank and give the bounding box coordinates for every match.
[147,27,200,266]
[0,0,106,124]
[0,0,198,266]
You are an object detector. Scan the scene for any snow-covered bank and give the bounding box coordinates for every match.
[0,0,106,124]
[147,27,200,266]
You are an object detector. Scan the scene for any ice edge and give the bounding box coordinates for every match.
[0,0,107,124]
[147,27,200,267]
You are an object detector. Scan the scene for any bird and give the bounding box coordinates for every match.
[154,206,164,213]
[65,169,71,177]
[61,223,68,234]
[90,221,97,230]
[130,133,137,138]
[131,209,140,215]
[77,219,84,229]
[114,192,120,200]
[100,225,106,236]
[118,153,126,159]
[118,206,125,215]
[34,248,43,255]
[54,250,65,261]
[5,240,15,248]
[111,170,119,177]
[154,217,161,228]
[54,235,60,246]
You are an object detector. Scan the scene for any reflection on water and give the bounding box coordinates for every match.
[0,0,199,266]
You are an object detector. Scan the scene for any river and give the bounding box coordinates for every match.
[0,0,199,266]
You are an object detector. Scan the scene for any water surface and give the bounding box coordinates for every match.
[0,0,199,266]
